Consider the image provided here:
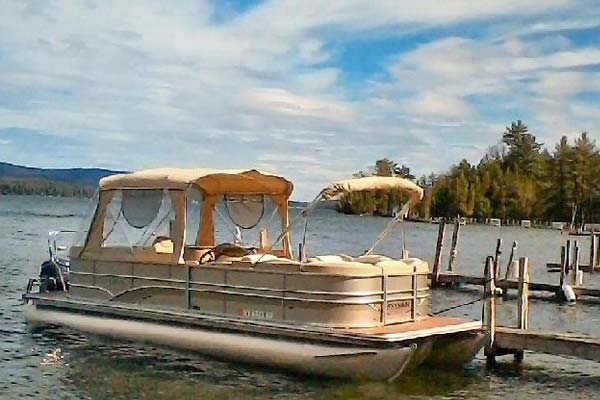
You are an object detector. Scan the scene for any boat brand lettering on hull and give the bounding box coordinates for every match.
[387,300,411,315]
[240,309,274,320]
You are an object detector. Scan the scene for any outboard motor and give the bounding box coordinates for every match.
[39,259,69,292]
[39,230,71,292]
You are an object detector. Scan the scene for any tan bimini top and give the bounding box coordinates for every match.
[322,176,424,204]
[80,168,294,263]
[100,168,293,196]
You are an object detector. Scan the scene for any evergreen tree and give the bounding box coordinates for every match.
[503,120,543,175]
[336,124,600,224]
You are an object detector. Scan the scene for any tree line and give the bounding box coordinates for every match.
[337,159,414,216]
[0,178,95,197]
[340,121,600,224]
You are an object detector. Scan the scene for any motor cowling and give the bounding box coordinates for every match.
[39,260,69,292]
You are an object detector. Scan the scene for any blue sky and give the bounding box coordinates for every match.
[1,1,600,199]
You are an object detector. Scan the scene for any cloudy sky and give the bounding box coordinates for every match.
[1,1,600,199]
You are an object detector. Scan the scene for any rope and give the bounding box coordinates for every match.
[431,277,496,316]
[431,297,483,315]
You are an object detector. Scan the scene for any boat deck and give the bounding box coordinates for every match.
[25,292,482,347]
[355,316,470,334]
[351,317,481,340]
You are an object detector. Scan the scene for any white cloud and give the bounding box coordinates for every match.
[0,0,599,199]
[404,93,477,121]
[533,71,588,97]
[241,88,356,121]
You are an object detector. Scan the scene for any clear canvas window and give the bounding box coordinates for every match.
[71,189,100,249]
[101,189,176,249]
[214,194,282,249]
[186,188,204,246]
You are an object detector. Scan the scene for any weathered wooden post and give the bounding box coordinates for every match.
[589,234,596,274]
[596,233,600,272]
[565,239,572,274]
[494,238,503,281]
[517,257,530,330]
[447,221,460,272]
[515,257,530,362]
[559,245,566,289]
[572,241,581,286]
[502,241,518,299]
[484,256,496,367]
[505,241,518,279]
[431,220,447,286]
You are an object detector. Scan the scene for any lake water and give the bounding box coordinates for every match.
[1,195,600,399]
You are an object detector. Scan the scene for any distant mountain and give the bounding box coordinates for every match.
[0,161,123,196]
[0,161,122,186]
[289,200,308,208]
[289,199,338,210]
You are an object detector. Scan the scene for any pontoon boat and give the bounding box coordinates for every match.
[23,168,484,381]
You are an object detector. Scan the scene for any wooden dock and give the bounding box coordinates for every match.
[430,227,600,300]
[429,272,600,298]
[428,223,600,365]
[545,233,600,273]
[494,327,600,363]
[482,256,600,365]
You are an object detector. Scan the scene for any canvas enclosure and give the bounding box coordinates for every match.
[78,169,294,263]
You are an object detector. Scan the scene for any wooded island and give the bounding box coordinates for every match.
[339,121,600,224]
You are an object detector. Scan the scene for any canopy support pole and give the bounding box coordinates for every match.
[363,199,412,256]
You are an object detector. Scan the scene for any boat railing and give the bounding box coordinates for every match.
[22,277,39,302]
[69,270,428,299]
[48,230,76,266]
[67,260,429,327]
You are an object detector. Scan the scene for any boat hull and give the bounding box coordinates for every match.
[24,304,421,381]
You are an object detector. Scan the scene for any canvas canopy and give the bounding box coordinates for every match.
[100,168,293,196]
[322,176,423,204]
[80,168,294,263]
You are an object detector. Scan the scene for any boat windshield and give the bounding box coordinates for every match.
[213,193,283,250]
[71,189,99,249]
[101,189,176,249]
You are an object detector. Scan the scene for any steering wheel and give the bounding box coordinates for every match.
[214,243,254,258]
[198,248,216,264]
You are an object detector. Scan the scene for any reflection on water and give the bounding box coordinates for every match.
[2,195,600,399]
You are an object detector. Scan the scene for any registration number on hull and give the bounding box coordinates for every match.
[240,309,274,320]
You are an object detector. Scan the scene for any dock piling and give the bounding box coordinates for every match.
[517,257,530,331]
[494,238,503,280]
[565,240,572,274]
[590,234,597,274]
[572,242,581,286]
[504,241,518,280]
[447,221,460,273]
[590,232,600,274]
[484,255,496,367]
[559,245,566,290]
[596,233,600,271]
[514,257,530,362]
[431,221,446,286]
